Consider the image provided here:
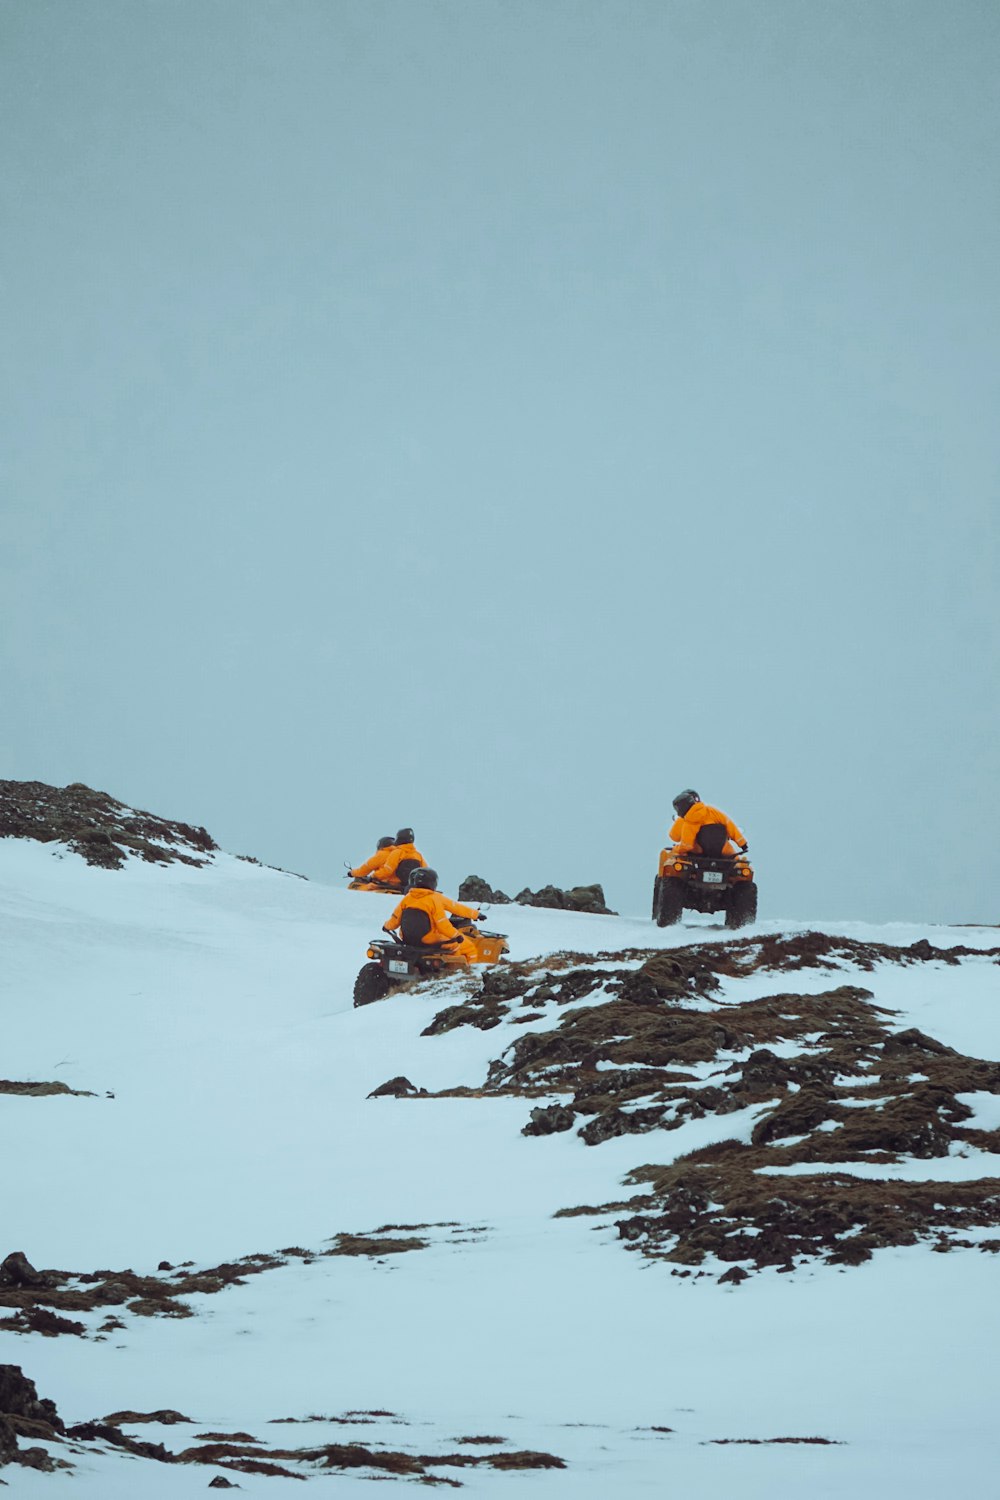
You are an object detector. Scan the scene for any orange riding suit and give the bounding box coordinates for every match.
[367,842,426,888]
[668,802,747,857]
[350,846,396,879]
[384,888,482,962]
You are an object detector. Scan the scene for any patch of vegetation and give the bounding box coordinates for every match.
[0,779,216,869]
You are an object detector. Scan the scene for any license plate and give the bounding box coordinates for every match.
[702,871,724,884]
[388,960,411,975]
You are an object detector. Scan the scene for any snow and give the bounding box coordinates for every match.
[2,836,999,1496]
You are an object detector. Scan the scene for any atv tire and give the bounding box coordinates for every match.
[656,879,684,927]
[726,882,758,929]
[353,962,392,1007]
[651,877,661,920]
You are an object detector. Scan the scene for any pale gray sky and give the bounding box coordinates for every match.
[3,0,998,923]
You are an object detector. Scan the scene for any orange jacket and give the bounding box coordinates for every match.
[350,845,396,879]
[384,887,480,945]
[669,802,746,856]
[368,842,426,887]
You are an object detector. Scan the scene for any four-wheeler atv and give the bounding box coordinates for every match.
[653,825,757,930]
[346,857,424,895]
[353,918,509,1007]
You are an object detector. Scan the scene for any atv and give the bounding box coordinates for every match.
[353,918,509,1006]
[345,856,424,895]
[653,827,757,930]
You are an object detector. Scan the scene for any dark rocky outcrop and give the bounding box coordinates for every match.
[411,931,1000,1276]
[367,1077,427,1098]
[458,875,616,914]
[513,883,615,915]
[0,1365,65,1470]
[0,1233,432,1337]
[458,875,511,904]
[0,780,216,869]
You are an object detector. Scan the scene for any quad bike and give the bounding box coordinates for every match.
[345,856,424,894]
[652,825,757,930]
[353,917,509,1006]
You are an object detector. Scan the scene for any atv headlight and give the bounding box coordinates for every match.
[674,862,684,873]
[367,948,376,958]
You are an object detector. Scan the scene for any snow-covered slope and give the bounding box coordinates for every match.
[2,837,999,1497]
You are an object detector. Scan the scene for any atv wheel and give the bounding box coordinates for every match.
[353,962,392,1007]
[656,879,684,927]
[651,877,661,920]
[726,882,758,929]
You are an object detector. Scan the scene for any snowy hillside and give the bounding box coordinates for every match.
[2,828,999,1497]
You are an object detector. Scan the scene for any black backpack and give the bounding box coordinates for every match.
[695,823,728,857]
[400,907,433,945]
[393,858,422,889]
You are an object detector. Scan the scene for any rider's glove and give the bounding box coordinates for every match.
[739,843,749,853]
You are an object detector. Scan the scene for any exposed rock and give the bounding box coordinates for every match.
[15,1445,56,1470]
[103,1410,193,1426]
[0,1079,96,1098]
[409,932,1000,1276]
[367,1077,426,1098]
[458,875,510,904]
[0,1254,52,1290]
[0,1414,17,1467]
[513,883,616,915]
[522,1104,576,1136]
[0,779,217,870]
[0,1365,64,1432]
[0,1366,65,1468]
[65,1420,176,1462]
[751,1086,838,1146]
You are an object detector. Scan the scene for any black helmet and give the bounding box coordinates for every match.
[672,789,700,817]
[376,835,395,850]
[408,866,438,890]
[396,827,414,844]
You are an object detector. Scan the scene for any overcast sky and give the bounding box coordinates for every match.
[2,0,998,924]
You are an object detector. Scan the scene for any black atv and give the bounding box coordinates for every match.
[653,827,757,930]
[353,920,509,1007]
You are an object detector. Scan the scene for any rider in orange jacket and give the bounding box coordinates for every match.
[369,828,427,889]
[349,836,396,880]
[383,868,482,962]
[668,789,748,856]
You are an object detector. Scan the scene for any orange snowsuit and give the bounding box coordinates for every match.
[669,802,746,857]
[368,842,426,888]
[384,887,481,962]
[350,845,396,879]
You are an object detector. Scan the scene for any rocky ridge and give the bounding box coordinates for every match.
[397,931,1000,1278]
[0,780,216,870]
[459,874,615,914]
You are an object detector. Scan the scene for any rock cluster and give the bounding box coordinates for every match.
[415,931,1000,1276]
[0,1364,63,1471]
[0,780,216,870]
[458,875,615,915]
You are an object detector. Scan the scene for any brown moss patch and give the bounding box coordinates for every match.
[0,1230,431,1337]
[608,1150,1000,1273]
[709,1436,842,1445]
[103,1410,193,1426]
[412,934,1000,1277]
[0,1080,96,1098]
[325,1234,428,1257]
